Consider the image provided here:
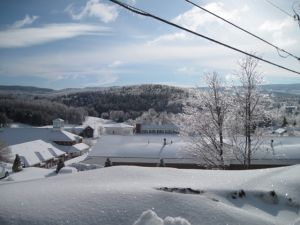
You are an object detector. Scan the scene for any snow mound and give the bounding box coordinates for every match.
[1,165,300,225]
[133,210,191,225]
[69,162,102,171]
[58,166,77,174]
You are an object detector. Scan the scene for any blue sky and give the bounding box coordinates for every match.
[0,0,299,89]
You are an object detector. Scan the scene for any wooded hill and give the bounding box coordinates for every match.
[0,84,188,125]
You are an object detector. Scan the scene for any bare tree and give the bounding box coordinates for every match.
[180,72,230,168]
[0,140,11,162]
[229,55,264,168]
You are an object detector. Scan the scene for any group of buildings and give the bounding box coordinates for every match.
[2,116,300,170]
[0,119,90,168]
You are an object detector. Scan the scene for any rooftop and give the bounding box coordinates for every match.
[0,128,81,146]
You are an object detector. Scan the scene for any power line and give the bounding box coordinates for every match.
[292,1,300,27]
[265,0,294,18]
[265,0,300,27]
[108,0,300,76]
[185,0,300,61]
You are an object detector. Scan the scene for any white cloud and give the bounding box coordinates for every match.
[108,60,123,68]
[149,2,249,46]
[126,0,136,5]
[50,72,118,87]
[65,0,118,23]
[147,32,188,45]
[0,23,110,48]
[173,2,248,31]
[258,17,297,47]
[259,18,293,32]
[176,66,197,75]
[11,14,39,29]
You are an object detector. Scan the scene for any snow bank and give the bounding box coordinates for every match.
[58,166,77,174]
[133,210,191,225]
[0,165,299,225]
[0,167,51,183]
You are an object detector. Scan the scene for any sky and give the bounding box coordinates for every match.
[0,0,299,89]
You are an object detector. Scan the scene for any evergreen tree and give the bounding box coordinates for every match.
[12,154,22,172]
[158,159,165,167]
[0,113,9,127]
[282,117,288,127]
[104,158,112,167]
[56,158,65,174]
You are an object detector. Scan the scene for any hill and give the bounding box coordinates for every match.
[261,83,300,96]
[50,84,188,119]
[0,85,54,94]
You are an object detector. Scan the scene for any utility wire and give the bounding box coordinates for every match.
[185,0,300,61]
[292,1,300,27]
[108,0,300,76]
[266,0,300,27]
[265,0,294,18]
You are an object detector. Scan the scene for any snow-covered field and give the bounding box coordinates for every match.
[0,165,299,225]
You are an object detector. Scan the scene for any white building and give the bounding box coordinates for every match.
[136,123,179,134]
[9,140,66,168]
[100,123,134,135]
[0,127,89,168]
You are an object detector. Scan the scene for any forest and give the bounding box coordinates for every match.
[0,95,87,126]
[0,84,188,126]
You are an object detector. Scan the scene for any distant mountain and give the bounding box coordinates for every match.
[260,83,300,96]
[0,85,54,94]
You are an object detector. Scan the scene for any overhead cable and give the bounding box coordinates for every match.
[108,0,300,76]
[292,1,300,27]
[185,0,300,61]
[265,0,294,18]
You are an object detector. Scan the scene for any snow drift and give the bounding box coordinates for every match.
[0,165,299,225]
[133,210,191,225]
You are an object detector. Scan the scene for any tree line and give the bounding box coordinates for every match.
[0,96,87,126]
[51,84,187,121]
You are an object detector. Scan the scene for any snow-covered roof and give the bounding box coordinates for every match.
[89,135,191,159]
[274,128,286,134]
[101,123,134,128]
[89,135,300,166]
[0,128,81,146]
[141,124,179,130]
[53,118,64,122]
[8,140,65,167]
[57,143,90,153]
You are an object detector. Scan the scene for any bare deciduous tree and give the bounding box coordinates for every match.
[180,72,230,168]
[229,55,264,168]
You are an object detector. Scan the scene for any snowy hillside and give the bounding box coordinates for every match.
[0,165,299,225]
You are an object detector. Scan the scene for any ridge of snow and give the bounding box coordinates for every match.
[0,165,299,225]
